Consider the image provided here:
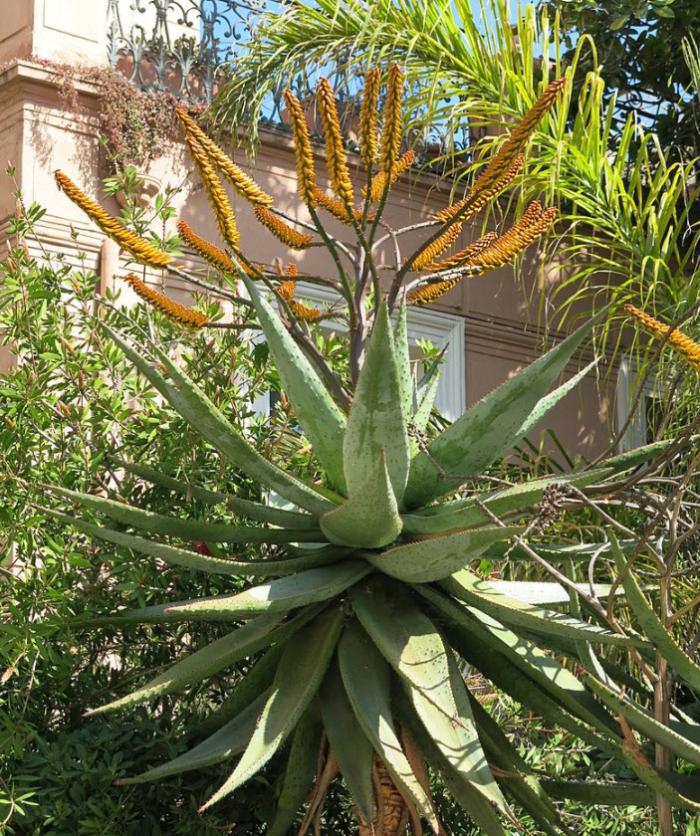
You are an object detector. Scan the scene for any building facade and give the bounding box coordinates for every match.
[0,0,630,460]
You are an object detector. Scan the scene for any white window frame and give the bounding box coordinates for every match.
[252,281,466,421]
[616,355,660,451]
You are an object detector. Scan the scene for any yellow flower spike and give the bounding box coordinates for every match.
[436,153,525,223]
[253,206,314,250]
[407,277,462,306]
[123,273,208,327]
[312,188,371,224]
[381,64,404,173]
[54,171,173,268]
[185,134,240,251]
[406,222,463,272]
[317,77,355,207]
[625,305,700,373]
[175,107,273,208]
[424,231,499,273]
[177,219,235,274]
[364,150,416,203]
[284,88,317,205]
[360,67,381,168]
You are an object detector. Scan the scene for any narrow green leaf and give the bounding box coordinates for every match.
[165,562,370,620]
[268,704,322,836]
[611,533,700,690]
[351,582,508,813]
[200,607,344,810]
[89,610,317,715]
[515,359,598,440]
[337,620,439,832]
[320,452,402,548]
[343,302,410,504]
[116,459,318,528]
[44,509,329,577]
[403,469,608,535]
[393,300,413,420]
[404,311,605,508]
[587,676,700,767]
[120,689,269,783]
[417,586,619,737]
[541,779,654,806]
[101,322,332,515]
[603,434,698,474]
[320,661,375,824]
[240,273,347,492]
[441,568,646,648]
[366,525,522,582]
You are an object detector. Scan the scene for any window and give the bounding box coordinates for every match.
[252,281,466,421]
[616,355,662,450]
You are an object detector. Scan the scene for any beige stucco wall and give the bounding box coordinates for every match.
[0,57,617,460]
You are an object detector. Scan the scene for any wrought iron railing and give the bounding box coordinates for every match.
[105,0,469,168]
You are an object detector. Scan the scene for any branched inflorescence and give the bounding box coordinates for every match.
[276,263,322,322]
[625,304,700,373]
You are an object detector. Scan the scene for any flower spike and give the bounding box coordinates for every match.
[313,188,370,224]
[407,276,463,306]
[381,64,404,173]
[406,223,463,272]
[424,231,499,273]
[359,67,381,167]
[54,171,173,268]
[317,78,354,206]
[275,267,322,322]
[185,134,240,251]
[625,305,700,373]
[436,153,525,224]
[253,206,314,250]
[177,220,236,274]
[284,89,317,205]
[364,150,416,203]
[175,107,273,208]
[123,273,208,327]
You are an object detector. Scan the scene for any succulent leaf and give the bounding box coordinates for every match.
[102,322,333,516]
[442,567,646,648]
[267,704,322,836]
[366,525,522,582]
[200,607,343,809]
[240,273,347,492]
[163,563,370,619]
[611,533,700,690]
[320,452,402,548]
[120,690,270,784]
[115,459,318,528]
[404,311,606,508]
[343,302,410,504]
[320,661,376,824]
[351,582,508,813]
[393,300,413,420]
[337,620,440,832]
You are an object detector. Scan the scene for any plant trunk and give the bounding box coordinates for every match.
[358,759,409,836]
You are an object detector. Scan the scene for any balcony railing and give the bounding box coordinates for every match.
[105,0,469,168]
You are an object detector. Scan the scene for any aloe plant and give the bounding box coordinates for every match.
[49,67,700,833]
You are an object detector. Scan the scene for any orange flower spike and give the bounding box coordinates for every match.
[360,67,381,167]
[381,64,404,173]
[317,77,354,206]
[54,171,173,268]
[185,134,240,251]
[123,273,208,327]
[175,107,273,207]
[625,305,700,373]
[284,88,317,205]
[407,222,463,272]
[425,231,499,273]
[253,206,314,250]
[470,204,556,273]
[312,188,371,224]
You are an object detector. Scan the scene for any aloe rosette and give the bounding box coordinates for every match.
[49,66,700,834]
